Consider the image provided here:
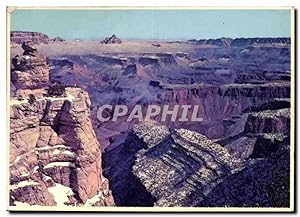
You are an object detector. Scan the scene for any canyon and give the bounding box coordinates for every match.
[10,34,291,208]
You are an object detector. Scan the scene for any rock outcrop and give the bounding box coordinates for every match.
[195,37,233,47]
[11,31,50,44]
[200,148,290,207]
[186,37,290,47]
[100,34,122,44]
[11,41,49,89]
[245,108,290,134]
[132,122,244,207]
[104,120,289,207]
[50,37,66,43]
[10,44,114,207]
[231,37,290,47]
[221,105,290,161]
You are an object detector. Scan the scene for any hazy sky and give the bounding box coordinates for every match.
[11,9,291,40]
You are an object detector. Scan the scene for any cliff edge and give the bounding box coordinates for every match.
[9,41,114,207]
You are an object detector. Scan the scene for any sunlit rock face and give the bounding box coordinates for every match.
[11,41,49,89]
[104,117,289,207]
[10,88,114,206]
[9,44,114,207]
[11,31,50,44]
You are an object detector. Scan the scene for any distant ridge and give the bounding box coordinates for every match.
[187,37,290,47]
[11,31,50,44]
[10,31,291,47]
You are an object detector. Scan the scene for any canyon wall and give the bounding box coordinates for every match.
[9,42,114,207]
[11,31,50,45]
[10,36,291,208]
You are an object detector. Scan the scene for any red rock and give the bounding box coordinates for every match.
[10,47,114,207]
[11,42,49,89]
[11,31,49,44]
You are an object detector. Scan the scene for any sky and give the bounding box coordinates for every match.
[10,9,291,40]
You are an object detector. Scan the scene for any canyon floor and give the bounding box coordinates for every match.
[10,38,292,208]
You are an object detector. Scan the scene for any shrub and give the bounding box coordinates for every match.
[28,94,36,104]
[47,81,66,97]
[17,95,24,101]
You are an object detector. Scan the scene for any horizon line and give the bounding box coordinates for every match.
[10,30,291,41]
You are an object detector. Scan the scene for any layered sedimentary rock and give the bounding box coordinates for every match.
[245,108,290,134]
[26,37,291,207]
[187,37,290,47]
[104,120,289,207]
[194,37,233,47]
[200,98,290,207]
[11,31,50,44]
[200,147,290,207]
[11,41,49,89]
[221,102,290,161]
[47,43,290,149]
[10,88,114,206]
[231,37,290,47]
[10,44,114,207]
[132,122,244,206]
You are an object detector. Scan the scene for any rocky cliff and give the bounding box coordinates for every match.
[187,37,290,47]
[11,41,49,89]
[194,37,233,47]
[132,122,244,207]
[47,42,290,149]
[231,37,290,47]
[9,43,114,207]
[104,119,289,207]
[11,31,50,45]
[17,37,291,208]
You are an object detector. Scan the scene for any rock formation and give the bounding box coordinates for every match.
[104,119,289,207]
[100,34,122,44]
[195,37,233,47]
[186,37,290,47]
[10,43,114,207]
[18,37,291,208]
[231,37,291,47]
[11,41,49,89]
[47,40,290,150]
[132,122,244,206]
[50,37,66,42]
[11,31,50,44]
